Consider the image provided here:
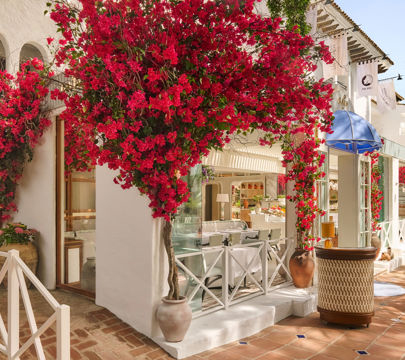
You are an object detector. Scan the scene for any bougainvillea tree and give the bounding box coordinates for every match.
[49,0,333,299]
[0,61,51,226]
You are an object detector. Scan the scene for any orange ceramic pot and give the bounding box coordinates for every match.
[289,249,315,288]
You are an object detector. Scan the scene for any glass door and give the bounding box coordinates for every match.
[56,119,96,296]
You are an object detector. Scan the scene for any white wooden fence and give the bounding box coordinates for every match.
[0,250,70,360]
[176,238,294,318]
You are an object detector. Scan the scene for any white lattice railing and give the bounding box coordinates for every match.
[0,250,70,360]
[377,221,393,249]
[176,238,294,318]
[375,219,405,251]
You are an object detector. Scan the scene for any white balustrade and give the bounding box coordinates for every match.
[175,238,294,318]
[0,250,70,360]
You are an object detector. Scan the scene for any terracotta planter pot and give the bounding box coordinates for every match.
[289,248,315,288]
[371,233,381,260]
[156,296,192,342]
[0,242,38,288]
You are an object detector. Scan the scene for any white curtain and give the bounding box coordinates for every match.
[357,61,378,97]
[322,34,348,80]
[378,79,396,113]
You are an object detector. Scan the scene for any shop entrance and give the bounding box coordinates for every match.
[56,119,96,297]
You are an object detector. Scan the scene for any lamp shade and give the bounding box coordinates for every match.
[216,193,229,203]
[321,222,335,238]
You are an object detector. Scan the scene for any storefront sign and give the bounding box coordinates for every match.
[357,61,378,97]
[377,79,396,113]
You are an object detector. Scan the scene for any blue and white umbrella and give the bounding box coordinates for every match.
[326,110,382,154]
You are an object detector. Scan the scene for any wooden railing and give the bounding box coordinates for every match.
[0,250,70,360]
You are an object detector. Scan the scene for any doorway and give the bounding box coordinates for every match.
[56,119,96,297]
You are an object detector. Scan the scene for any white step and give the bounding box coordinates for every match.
[153,285,317,359]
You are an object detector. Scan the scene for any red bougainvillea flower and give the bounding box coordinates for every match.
[0,60,51,225]
[49,0,333,228]
[365,151,383,232]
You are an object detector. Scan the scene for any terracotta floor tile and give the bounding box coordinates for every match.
[367,343,405,359]
[304,327,345,342]
[339,328,380,343]
[261,331,297,345]
[374,334,405,350]
[271,344,316,359]
[359,356,389,360]
[318,344,359,360]
[333,335,370,350]
[249,338,285,352]
[256,352,293,360]
[309,354,339,360]
[226,343,270,358]
[208,348,248,360]
[292,338,330,353]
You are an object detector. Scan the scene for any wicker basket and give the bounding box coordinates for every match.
[315,247,376,327]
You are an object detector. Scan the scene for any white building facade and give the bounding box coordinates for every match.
[1,0,405,358]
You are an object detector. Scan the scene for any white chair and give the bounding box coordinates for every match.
[209,234,224,247]
[229,232,241,245]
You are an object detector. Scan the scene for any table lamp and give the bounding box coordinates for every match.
[216,193,229,221]
[321,222,335,249]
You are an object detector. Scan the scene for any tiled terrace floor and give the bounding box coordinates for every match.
[1,267,405,359]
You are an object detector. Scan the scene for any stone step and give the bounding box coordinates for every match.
[153,285,317,359]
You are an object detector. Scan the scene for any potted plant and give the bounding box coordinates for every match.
[0,223,39,287]
[284,132,326,289]
[252,195,263,213]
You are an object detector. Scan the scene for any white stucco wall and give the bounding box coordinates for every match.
[13,121,57,289]
[1,0,59,289]
[0,0,56,74]
[96,165,167,338]
[372,103,405,146]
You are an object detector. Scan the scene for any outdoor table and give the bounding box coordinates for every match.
[315,246,377,327]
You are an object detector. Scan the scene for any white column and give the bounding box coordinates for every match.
[338,154,361,247]
[96,165,167,338]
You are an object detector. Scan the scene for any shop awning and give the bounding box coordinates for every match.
[326,110,382,154]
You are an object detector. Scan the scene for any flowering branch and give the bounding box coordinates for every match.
[0,61,51,226]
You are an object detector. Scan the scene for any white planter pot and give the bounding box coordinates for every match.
[156,296,192,342]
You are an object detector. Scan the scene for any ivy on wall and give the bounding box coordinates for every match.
[266,0,311,35]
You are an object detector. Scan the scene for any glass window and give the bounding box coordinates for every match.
[360,158,371,247]
[0,40,5,71]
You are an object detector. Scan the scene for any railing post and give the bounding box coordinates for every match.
[8,250,20,360]
[262,241,268,294]
[222,247,229,310]
[57,305,70,360]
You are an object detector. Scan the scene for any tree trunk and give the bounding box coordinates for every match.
[162,219,179,300]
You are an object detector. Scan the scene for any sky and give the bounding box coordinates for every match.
[335,0,405,98]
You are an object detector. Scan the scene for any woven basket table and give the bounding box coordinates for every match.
[315,246,377,327]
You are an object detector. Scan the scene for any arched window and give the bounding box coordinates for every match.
[19,43,44,70]
[0,40,6,71]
